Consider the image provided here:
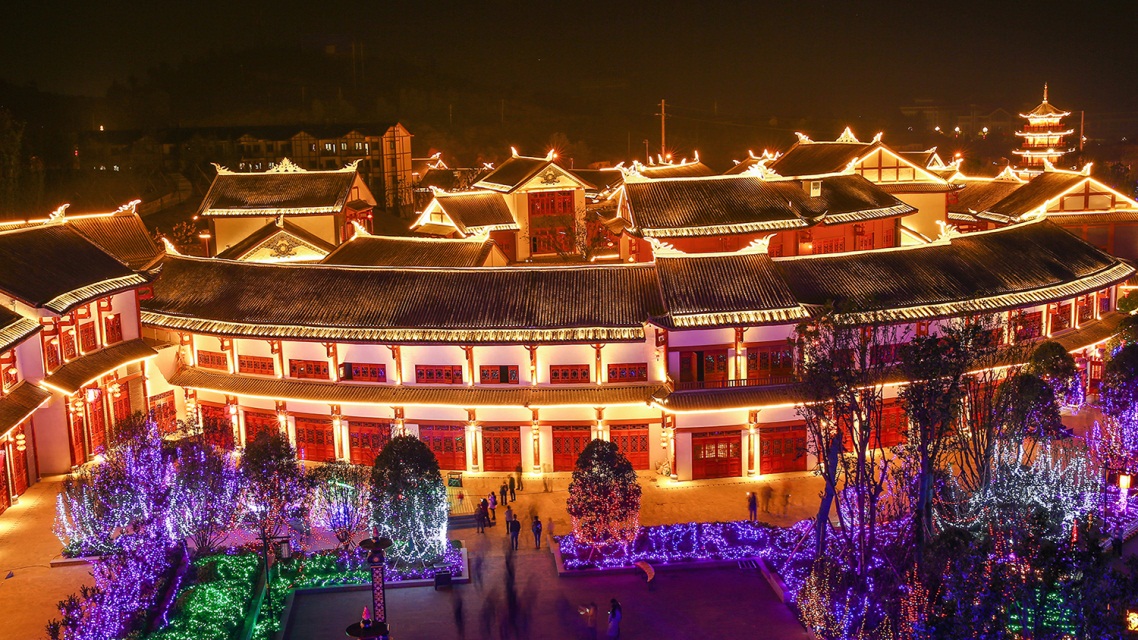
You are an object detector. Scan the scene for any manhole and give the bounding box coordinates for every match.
[737,559,759,570]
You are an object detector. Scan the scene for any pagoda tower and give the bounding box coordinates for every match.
[1013,84,1074,171]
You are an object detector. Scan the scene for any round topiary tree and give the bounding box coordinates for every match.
[372,435,449,565]
[566,439,641,547]
[1027,340,1079,404]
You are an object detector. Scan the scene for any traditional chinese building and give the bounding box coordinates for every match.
[133,219,1131,482]
[1013,85,1075,171]
[199,159,377,260]
[321,229,509,267]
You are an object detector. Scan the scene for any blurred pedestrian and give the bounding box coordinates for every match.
[579,601,598,640]
[781,491,791,516]
[760,484,773,513]
[488,492,497,522]
[504,505,514,533]
[747,491,758,521]
[475,505,485,533]
[607,598,622,639]
[532,515,543,548]
[452,594,466,639]
[509,514,521,550]
[508,474,517,500]
[500,481,509,506]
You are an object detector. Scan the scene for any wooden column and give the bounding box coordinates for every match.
[466,408,479,471]
[594,407,606,441]
[462,346,475,386]
[387,346,403,385]
[531,407,541,472]
[330,405,345,461]
[220,337,235,374]
[592,344,604,385]
[227,395,242,445]
[733,327,745,382]
[268,340,283,378]
[748,409,760,476]
[323,342,340,381]
[526,345,539,386]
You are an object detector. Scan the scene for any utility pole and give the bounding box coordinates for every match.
[1080,110,1085,152]
[659,99,667,157]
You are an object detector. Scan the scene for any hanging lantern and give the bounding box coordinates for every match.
[15,432,26,452]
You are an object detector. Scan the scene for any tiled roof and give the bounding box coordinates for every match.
[620,174,912,238]
[636,162,716,179]
[768,142,872,177]
[416,167,489,192]
[67,213,163,270]
[567,169,624,195]
[0,381,51,436]
[199,170,359,216]
[949,180,1026,214]
[432,192,517,233]
[984,172,1087,218]
[321,234,500,267]
[475,157,552,192]
[170,367,664,408]
[142,257,665,344]
[774,220,1132,323]
[723,157,761,176]
[653,252,808,328]
[0,225,148,313]
[875,182,958,194]
[40,339,159,396]
[214,220,336,261]
[0,307,39,354]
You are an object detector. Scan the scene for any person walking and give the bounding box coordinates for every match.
[607,598,622,639]
[531,515,543,548]
[760,484,773,514]
[579,602,598,640]
[475,504,485,533]
[488,492,497,522]
[508,474,517,501]
[747,491,758,522]
[509,514,521,550]
[781,490,792,516]
[500,481,509,507]
[504,505,514,532]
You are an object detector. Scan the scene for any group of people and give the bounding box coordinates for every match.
[578,599,622,639]
[473,476,543,550]
[747,484,790,521]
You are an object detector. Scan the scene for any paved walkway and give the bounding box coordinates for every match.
[285,526,809,640]
[0,476,92,640]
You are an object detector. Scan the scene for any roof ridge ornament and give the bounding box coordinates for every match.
[47,203,70,224]
[212,162,233,175]
[343,159,363,172]
[349,220,371,238]
[993,165,1026,183]
[510,146,520,158]
[1081,162,1093,176]
[160,236,182,256]
[646,237,683,256]
[745,161,782,180]
[113,199,141,216]
[871,132,883,144]
[268,158,307,173]
[935,220,961,243]
[836,127,860,143]
[1042,159,1057,173]
[743,233,778,255]
[545,149,555,161]
[794,132,813,144]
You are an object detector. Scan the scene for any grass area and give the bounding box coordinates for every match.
[146,552,260,640]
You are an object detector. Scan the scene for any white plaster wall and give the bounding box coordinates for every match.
[673,408,748,429]
[742,326,796,344]
[538,344,595,383]
[108,290,140,341]
[33,398,71,474]
[400,345,466,382]
[338,343,395,372]
[471,345,530,384]
[667,328,736,349]
[675,432,692,481]
[599,342,653,383]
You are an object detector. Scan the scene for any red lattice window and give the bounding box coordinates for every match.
[480,365,520,384]
[198,350,229,371]
[607,363,648,383]
[550,364,590,384]
[341,362,386,382]
[290,359,330,380]
[415,365,463,384]
[104,314,123,344]
[238,355,275,376]
[62,331,77,360]
[79,323,98,352]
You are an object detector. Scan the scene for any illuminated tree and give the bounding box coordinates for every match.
[371,435,449,564]
[170,440,243,556]
[240,430,308,548]
[309,461,372,549]
[1091,342,1138,475]
[1026,340,1079,405]
[566,439,641,547]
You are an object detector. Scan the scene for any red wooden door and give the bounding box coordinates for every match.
[760,425,807,475]
[9,436,28,495]
[69,413,86,466]
[348,419,391,466]
[149,390,176,436]
[482,426,521,472]
[552,426,591,471]
[0,449,9,516]
[244,410,279,445]
[678,351,698,384]
[610,424,650,470]
[112,382,132,424]
[295,417,336,462]
[419,425,466,470]
[201,404,234,449]
[703,350,728,384]
[691,432,742,480]
[87,392,107,455]
[879,403,907,448]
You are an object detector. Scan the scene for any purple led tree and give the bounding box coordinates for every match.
[240,430,308,552]
[170,440,243,556]
[1093,342,1138,475]
[309,460,372,549]
[372,435,449,564]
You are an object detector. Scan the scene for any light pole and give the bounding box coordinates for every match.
[346,532,393,639]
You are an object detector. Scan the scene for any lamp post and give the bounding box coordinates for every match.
[261,531,291,589]
[346,532,393,639]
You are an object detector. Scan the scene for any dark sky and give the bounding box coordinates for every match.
[4,0,1137,117]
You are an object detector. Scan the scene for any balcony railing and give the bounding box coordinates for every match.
[673,375,795,391]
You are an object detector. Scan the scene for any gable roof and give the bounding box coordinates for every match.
[416,167,490,192]
[475,156,554,192]
[948,179,1027,215]
[415,191,518,235]
[619,174,914,238]
[984,171,1089,219]
[0,225,147,313]
[568,169,625,197]
[635,161,716,179]
[773,220,1130,323]
[769,138,949,189]
[142,257,666,344]
[0,207,162,270]
[214,220,336,262]
[321,234,504,267]
[653,251,808,328]
[199,162,369,217]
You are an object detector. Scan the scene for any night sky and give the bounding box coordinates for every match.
[4,0,1137,117]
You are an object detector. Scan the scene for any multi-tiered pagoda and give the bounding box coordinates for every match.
[1013,84,1075,171]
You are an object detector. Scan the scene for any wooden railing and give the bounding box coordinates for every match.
[673,375,795,391]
